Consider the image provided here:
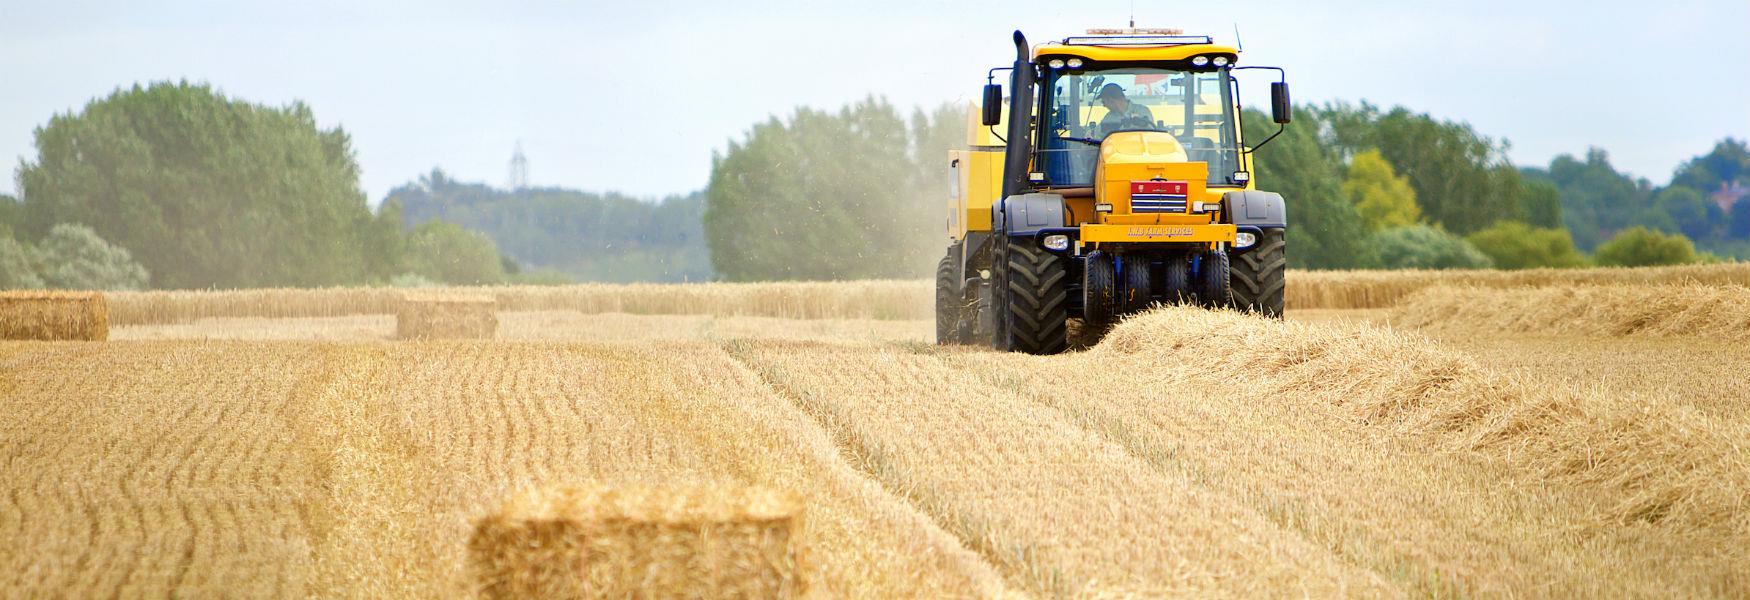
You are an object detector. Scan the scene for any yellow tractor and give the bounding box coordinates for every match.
[937,28,1293,354]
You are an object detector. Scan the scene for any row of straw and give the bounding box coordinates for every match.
[95,262,1750,325]
[106,280,934,325]
[1288,262,1750,309]
[1390,283,1750,341]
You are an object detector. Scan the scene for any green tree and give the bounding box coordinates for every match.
[1519,180,1563,229]
[28,223,150,290]
[362,199,408,281]
[1670,138,1749,192]
[0,237,44,289]
[705,97,938,281]
[1730,200,1750,239]
[17,81,376,289]
[1464,221,1588,270]
[1594,226,1698,267]
[0,194,21,239]
[1654,186,1718,241]
[1317,102,1526,233]
[405,220,505,285]
[1370,225,1493,270]
[1525,149,1651,250]
[1341,149,1422,231]
[1242,107,1374,269]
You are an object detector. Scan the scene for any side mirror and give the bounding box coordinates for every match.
[981,84,1003,126]
[1270,82,1292,124]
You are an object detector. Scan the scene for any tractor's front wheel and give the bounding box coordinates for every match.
[1231,228,1286,317]
[994,239,1069,354]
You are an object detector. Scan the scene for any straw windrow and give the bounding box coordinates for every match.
[1390,284,1750,340]
[1288,263,1750,310]
[1095,307,1748,540]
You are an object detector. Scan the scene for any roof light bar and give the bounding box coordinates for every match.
[1062,34,1215,46]
[1086,27,1184,35]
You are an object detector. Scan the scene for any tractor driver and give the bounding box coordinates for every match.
[1097,83,1157,137]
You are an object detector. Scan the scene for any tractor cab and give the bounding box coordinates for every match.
[1031,33,1245,190]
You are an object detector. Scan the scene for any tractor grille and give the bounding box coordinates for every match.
[1130,194,1188,213]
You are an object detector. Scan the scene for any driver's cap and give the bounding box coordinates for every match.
[1098,83,1125,98]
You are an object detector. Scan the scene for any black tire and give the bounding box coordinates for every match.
[1198,250,1233,308]
[1083,250,1117,327]
[995,239,1069,354]
[1120,254,1154,314]
[935,247,967,344]
[1161,254,1192,305]
[1231,228,1286,317]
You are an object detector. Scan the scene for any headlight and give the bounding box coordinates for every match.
[1212,56,1230,67]
[1234,231,1258,248]
[1066,58,1084,68]
[1048,59,1065,69]
[1191,56,1210,67]
[1042,234,1070,251]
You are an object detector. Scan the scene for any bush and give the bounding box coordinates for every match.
[29,224,150,290]
[1370,225,1494,270]
[0,237,45,289]
[406,221,505,285]
[1594,226,1698,267]
[1464,221,1588,270]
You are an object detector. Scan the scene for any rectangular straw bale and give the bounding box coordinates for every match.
[469,484,805,599]
[0,291,108,341]
[395,293,497,340]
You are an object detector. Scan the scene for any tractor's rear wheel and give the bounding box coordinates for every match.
[935,246,970,344]
[1198,249,1233,308]
[1120,254,1154,314]
[995,239,1069,354]
[1083,250,1116,327]
[1161,254,1192,305]
[1231,228,1286,317]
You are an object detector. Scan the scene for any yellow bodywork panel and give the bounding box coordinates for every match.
[1033,42,1240,63]
[948,149,1002,238]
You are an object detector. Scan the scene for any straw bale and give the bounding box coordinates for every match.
[395,293,497,340]
[469,484,805,599]
[0,291,109,341]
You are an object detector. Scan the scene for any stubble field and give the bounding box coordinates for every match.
[3,264,1748,598]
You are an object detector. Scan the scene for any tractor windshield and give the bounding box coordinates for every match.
[1037,66,1242,187]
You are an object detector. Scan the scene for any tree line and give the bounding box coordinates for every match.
[5,80,1741,292]
[383,171,710,283]
[1243,102,1746,270]
[0,81,679,291]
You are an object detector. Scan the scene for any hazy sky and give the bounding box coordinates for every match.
[4,0,1747,203]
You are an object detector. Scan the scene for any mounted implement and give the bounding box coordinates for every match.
[937,28,1293,354]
